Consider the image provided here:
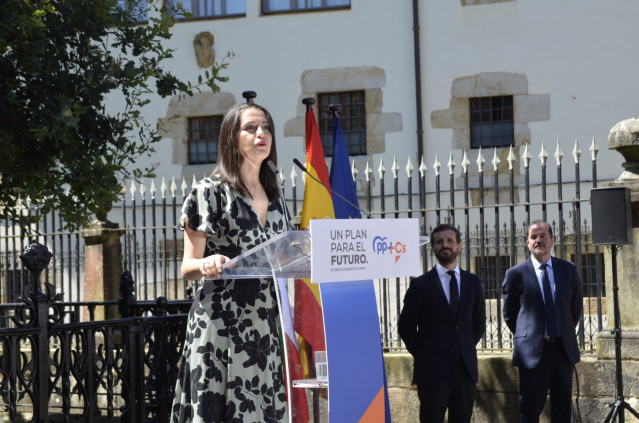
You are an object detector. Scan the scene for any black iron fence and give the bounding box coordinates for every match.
[0,141,615,421]
[1,143,609,345]
[0,260,192,422]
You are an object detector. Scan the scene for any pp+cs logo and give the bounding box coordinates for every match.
[372,236,407,263]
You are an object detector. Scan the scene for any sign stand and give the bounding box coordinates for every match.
[220,219,421,422]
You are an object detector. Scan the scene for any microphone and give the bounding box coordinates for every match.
[292,158,372,219]
[267,160,295,231]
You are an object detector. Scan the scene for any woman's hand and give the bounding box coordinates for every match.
[181,225,231,280]
[199,254,230,279]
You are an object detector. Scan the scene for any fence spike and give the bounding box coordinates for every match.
[522,142,531,168]
[191,175,197,190]
[278,165,286,186]
[391,156,399,178]
[181,177,188,197]
[447,152,456,175]
[539,140,549,164]
[589,136,599,161]
[433,154,441,176]
[419,156,428,176]
[507,146,516,171]
[170,177,177,197]
[290,165,297,188]
[554,138,564,166]
[405,157,413,177]
[365,159,373,181]
[572,139,581,164]
[476,147,485,173]
[150,179,156,199]
[378,157,386,177]
[140,181,147,198]
[461,150,470,173]
[160,177,167,199]
[351,159,358,180]
[129,180,137,201]
[492,148,500,171]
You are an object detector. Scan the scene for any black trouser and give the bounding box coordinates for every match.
[417,358,476,423]
[518,338,574,423]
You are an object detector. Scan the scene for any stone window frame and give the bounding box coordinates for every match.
[159,91,236,181]
[431,71,549,196]
[284,66,402,158]
[283,66,402,191]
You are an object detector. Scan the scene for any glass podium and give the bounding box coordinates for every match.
[218,230,325,422]
[211,229,393,423]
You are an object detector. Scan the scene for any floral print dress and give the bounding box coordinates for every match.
[171,177,288,423]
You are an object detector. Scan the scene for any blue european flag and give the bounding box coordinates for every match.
[328,112,393,422]
[329,114,362,219]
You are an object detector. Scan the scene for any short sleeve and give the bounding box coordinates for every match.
[178,178,221,236]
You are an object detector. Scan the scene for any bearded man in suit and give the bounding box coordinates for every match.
[502,220,583,423]
[399,223,486,423]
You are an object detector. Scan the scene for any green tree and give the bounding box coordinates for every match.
[0,0,229,229]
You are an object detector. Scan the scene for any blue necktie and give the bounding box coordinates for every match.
[541,264,558,338]
[447,270,459,318]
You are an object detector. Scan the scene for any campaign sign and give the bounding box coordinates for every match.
[309,218,420,283]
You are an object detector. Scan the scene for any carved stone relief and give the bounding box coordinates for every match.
[193,31,215,68]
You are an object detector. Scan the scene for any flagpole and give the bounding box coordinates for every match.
[302,96,315,111]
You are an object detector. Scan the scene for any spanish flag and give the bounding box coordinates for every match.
[294,105,332,376]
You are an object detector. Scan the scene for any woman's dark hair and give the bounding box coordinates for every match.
[211,103,280,200]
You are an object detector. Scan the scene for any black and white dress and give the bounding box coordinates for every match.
[171,177,288,423]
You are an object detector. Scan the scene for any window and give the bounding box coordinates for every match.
[187,116,223,165]
[262,0,350,14]
[117,0,148,22]
[469,95,514,149]
[166,0,246,19]
[317,91,366,157]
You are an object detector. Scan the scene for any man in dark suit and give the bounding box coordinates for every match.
[399,223,486,423]
[502,220,583,423]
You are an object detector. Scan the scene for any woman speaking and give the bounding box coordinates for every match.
[171,101,290,423]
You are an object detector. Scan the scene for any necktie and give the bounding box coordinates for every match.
[447,270,459,318]
[541,264,558,338]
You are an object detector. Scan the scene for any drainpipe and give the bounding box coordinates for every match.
[412,0,424,160]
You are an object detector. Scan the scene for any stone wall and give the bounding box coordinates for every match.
[385,352,639,423]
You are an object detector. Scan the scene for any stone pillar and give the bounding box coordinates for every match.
[596,117,639,359]
[81,209,123,321]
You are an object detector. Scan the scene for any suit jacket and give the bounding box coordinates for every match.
[502,256,583,369]
[398,267,486,386]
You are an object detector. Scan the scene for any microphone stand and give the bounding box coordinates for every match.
[267,160,295,231]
